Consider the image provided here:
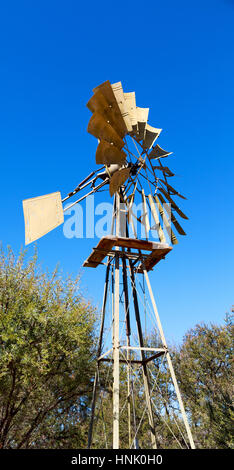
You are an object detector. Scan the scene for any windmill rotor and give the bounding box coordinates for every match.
[86,79,188,244]
[22,79,188,246]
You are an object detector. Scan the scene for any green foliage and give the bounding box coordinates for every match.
[174,315,233,448]
[0,246,96,448]
[0,246,232,449]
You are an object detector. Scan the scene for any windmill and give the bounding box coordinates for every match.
[22,80,195,449]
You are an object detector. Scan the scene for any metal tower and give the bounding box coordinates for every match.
[86,192,195,449]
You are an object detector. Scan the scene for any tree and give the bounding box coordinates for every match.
[174,315,233,448]
[0,247,96,448]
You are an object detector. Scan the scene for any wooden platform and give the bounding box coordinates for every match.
[83,236,172,272]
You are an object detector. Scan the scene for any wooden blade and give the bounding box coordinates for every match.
[87,112,125,150]
[148,144,172,160]
[157,193,186,235]
[109,168,131,197]
[147,194,166,243]
[96,140,126,165]
[154,195,178,245]
[159,179,187,200]
[158,186,188,220]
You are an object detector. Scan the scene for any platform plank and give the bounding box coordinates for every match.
[83,236,172,270]
[136,247,172,273]
[83,237,115,268]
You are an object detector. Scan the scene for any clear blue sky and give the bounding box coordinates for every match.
[0,0,233,344]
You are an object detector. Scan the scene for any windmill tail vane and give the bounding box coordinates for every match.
[22,79,188,246]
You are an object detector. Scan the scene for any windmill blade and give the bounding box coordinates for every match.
[143,124,162,150]
[111,81,133,133]
[147,194,166,243]
[141,189,150,238]
[92,80,127,136]
[152,165,175,177]
[23,192,64,245]
[87,112,124,150]
[109,167,131,197]
[158,186,188,220]
[124,92,138,134]
[154,195,178,245]
[96,140,126,165]
[136,107,149,140]
[157,193,186,235]
[87,89,126,138]
[148,144,172,160]
[159,179,187,200]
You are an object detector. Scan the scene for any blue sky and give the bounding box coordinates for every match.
[0,0,233,344]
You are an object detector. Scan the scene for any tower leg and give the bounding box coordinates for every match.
[87,262,111,449]
[129,260,157,449]
[113,253,120,449]
[143,268,196,449]
[113,193,120,449]
[122,255,132,448]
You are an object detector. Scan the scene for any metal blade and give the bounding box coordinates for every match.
[152,165,175,177]
[147,194,166,243]
[142,124,162,149]
[23,192,64,245]
[136,107,149,140]
[158,186,188,220]
[96,140,126,165]
[159,179,187,200]
[154,195,178,245]
[109,168,131,197]
[148,144,172,160]
[92,80,127,136]
[124,92,138,133]
[87,89,125,138]
[157,193,186,235]
[111,81,133,133]
[87,112,125,150]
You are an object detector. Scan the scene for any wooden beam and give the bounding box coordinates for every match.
[83,236,172,270]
